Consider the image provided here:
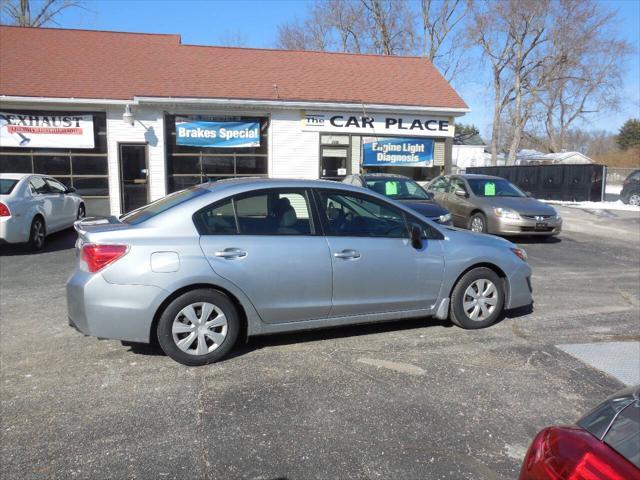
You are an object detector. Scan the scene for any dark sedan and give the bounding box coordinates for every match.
[343,174,452,225]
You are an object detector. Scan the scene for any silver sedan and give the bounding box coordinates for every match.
[67,178,533,366]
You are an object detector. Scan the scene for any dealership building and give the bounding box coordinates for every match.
[0,26,468,216]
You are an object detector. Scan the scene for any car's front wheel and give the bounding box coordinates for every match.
[469,212,487,233]
[450,267,504,329]
[157,289,240,366]
[77,203,86,220]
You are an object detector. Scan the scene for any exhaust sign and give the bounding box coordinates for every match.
[0,112,95,149]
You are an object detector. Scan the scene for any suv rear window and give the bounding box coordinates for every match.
[0,179,18,195]
[121,186,209,225]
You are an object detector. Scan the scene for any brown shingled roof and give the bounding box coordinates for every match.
[0,26,468,109]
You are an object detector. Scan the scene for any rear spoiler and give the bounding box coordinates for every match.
[74,216,127,240]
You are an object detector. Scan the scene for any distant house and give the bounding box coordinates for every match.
[516,150,593,165]
[452,133,488,171]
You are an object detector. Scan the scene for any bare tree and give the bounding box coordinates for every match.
[1,0,83,27]
[360,0,414,55]
[537,0,631,152]
[276,14,331,51]
[420,0,468,81]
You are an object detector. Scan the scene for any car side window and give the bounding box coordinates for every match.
[449,178,468,194]
[194,190,313,236]
[428,176,449,193]
[45,178,66,194]
[317,190,409,238]
[29,177,48,195]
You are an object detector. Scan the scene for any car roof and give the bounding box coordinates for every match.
[202,177,368,193]
[0,173,32,181]
[358,173,413,180]
[451,174,504,180]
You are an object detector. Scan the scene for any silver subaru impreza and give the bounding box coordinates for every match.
[67,178,533,366]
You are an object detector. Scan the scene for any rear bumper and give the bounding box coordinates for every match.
[506,263,533,309]
[489,216,562,236]
[0,216,29,244]
[66,269,167,343]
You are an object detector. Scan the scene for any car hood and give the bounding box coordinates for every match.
[444,225,516,248]
[399,199,448,217]
[478,196,557,216]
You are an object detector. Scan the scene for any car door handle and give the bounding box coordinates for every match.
[214,248,247,259]
[333,249,361,259]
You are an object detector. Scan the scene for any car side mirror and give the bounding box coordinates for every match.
[454,189,467,198]
[65,186,76,194]
[410,224,423,249]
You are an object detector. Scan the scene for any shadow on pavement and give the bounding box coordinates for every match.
[511,235,562,245]
[0,228,77,256]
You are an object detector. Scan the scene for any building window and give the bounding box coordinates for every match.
[165,114,269,193]
[0,111,109,213]
[320,134,351,180]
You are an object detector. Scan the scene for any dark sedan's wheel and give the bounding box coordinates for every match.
[28,216,46,251]
[450,267,504,329]
[157,289,240,366]
[627,192,640,206]
[77,204,86,220]
[469,212,487,233]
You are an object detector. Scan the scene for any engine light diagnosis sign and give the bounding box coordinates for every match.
[362,137,434,167]
[175,117,260,148]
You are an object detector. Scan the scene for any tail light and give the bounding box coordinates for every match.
[519,426,633,480]
[80,244,128,273]
[0,202,10,217]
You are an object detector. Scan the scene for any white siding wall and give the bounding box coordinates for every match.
[106,106,166,215]
[269,109,319,179]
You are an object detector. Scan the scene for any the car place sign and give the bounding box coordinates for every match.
[301,111,453,138]
[0,112,95,149]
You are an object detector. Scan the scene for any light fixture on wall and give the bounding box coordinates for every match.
[122,104,134,125]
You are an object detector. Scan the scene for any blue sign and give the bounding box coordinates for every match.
[176,118,260,148]
[362,137,434,167]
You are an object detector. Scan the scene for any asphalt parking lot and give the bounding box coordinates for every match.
[1,205,639,480]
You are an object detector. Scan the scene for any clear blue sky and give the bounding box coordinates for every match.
[54,0,640,137]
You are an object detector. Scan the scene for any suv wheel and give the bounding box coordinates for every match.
[450,267,504,329]
[627,192,640,206]
[157,289,240,366]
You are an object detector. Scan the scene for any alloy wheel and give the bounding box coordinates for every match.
[32,220,44,249]
[629,193,640,206]
[78,205,86,219]
[463,279,498,321]
[470,217,485,232]
[171,302,228,356]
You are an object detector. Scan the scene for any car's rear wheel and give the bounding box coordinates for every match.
[28,216,45,251]
[469,212,487,233]
[77,204,86,220]
[157,289,240,366]
[450,267,504,329]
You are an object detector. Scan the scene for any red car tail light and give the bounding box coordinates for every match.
[519,426,637,480]
[81,244,128,273]
[0,202,10,217]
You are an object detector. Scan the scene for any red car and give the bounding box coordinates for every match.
[519,386,640,480]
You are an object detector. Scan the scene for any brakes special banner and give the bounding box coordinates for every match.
[362,137,434,167]
[176,117,260,148]
[0,112,95,148]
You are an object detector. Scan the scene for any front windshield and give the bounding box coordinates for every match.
[365,178,431,200]
[121,185,209,225]
[467,178,525,198]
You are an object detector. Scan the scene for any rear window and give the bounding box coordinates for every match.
[603,401,640,468]
[0,179,18,195]
[121,186,209,225]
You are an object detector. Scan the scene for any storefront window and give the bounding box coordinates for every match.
[165,114,268,193]
[0,111,109,206]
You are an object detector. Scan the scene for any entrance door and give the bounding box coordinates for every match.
[320,146,350,180]
[119,144,148,214]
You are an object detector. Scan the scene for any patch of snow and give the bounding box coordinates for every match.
[541,199,640,211]
[605,184,623,195]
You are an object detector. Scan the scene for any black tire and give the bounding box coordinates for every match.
[156,289,240,366]
[77,203,86,220]
[468,212,487,233]
[450,267,504,329]
[28,216,46,251]
[626,191,640,206]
